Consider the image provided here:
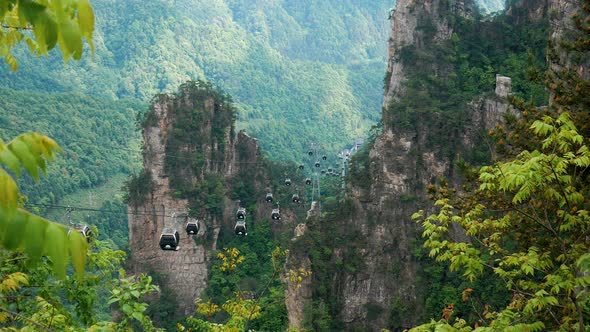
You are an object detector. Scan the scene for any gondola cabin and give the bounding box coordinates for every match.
[305,178,312,185]
[265,193,274,203]
[159,228,180,251]
[271,208,281,220]
[285,178,292,186]
[298,164,304,170]
[69,225,92,243]
[315,161,320,168]
[328,167,333,173]
[236,207,246,220]
[322,155,327,160]
[308,150,313,156]
[186,218,199,235]
[292,194,300,203]
[234,220,247,236]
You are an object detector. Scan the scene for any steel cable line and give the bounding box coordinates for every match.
[25,202,172,218]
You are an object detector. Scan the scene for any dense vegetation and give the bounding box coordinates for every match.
[0,0,392,162]
[0,88,141,206]
[2,0,589,330]
[384,5,549,163]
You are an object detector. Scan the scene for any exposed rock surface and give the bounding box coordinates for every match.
[283,203,315,330]
[333,0,512,330]
[127,84,264,315]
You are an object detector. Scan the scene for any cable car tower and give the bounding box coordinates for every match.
[305,142,322,214]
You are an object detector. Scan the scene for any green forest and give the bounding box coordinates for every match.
[1,0,590,331]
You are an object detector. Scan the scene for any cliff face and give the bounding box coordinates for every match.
[332,1,513,330]
[384,0,470,106]
[127,82,264,315]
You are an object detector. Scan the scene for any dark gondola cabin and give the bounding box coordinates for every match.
[328,167,333,172]
[308,150,313,156]
[271,208,281,220]
[322,155,327,160]
[298,164,304,170]
[159,228,180,251]
[234,220,247,236]
[292,194,300,203]
[305,178,312,185]
[236,207,246,220]
[285,178,291,186]
[321,169,326,174]
[265,193,274,203]
[186,218,199,235]
[315,161,320,168]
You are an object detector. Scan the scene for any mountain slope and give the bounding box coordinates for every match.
[0,0,392,161]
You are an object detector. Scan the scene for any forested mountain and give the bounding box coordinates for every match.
[1,0,393,162]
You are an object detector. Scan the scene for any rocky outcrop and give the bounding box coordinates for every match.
[384,0,471,106]
[332,1,514,330]
[127,82,264,315]
[283,224,312,330]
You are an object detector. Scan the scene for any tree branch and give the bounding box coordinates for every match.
[0,306,54,331]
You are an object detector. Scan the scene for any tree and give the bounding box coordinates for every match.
[0,238,161,330]
[0,0,95,277]
[409,1,590,330]
[0,0,94,70]
[413,113,590,330]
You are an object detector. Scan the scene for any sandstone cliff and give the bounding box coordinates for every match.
[127,81,266,315]
[330,0,515,330]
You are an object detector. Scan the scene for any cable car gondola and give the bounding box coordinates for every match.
[285,178,292,186]
[69,225,92,243]
[159,228,180,251]
[298,164,304,170]
[234,220,247,236]
[315,161,320,168]
[305,178,312,185]
[308,150,313,156]
[265,192,273,203]
[186,219,199,235]
[322,155,327,160]
[271,208,281,221]
[236,207,246,220]
[292,194,300,204]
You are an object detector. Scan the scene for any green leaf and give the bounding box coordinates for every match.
[76,0,94,52]
[0,169,18,210]
[22,212,49,264]
[121,303,133,314]
[1,209,26,250]
[68,227,87,275]
[8,139,38,181]
[132,312,143,321]
[0,145,21,177]
[44,223,68,280]
[58,19,83,61]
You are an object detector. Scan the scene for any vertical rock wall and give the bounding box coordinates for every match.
[127,84,263,315]
[332,0,512,330]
